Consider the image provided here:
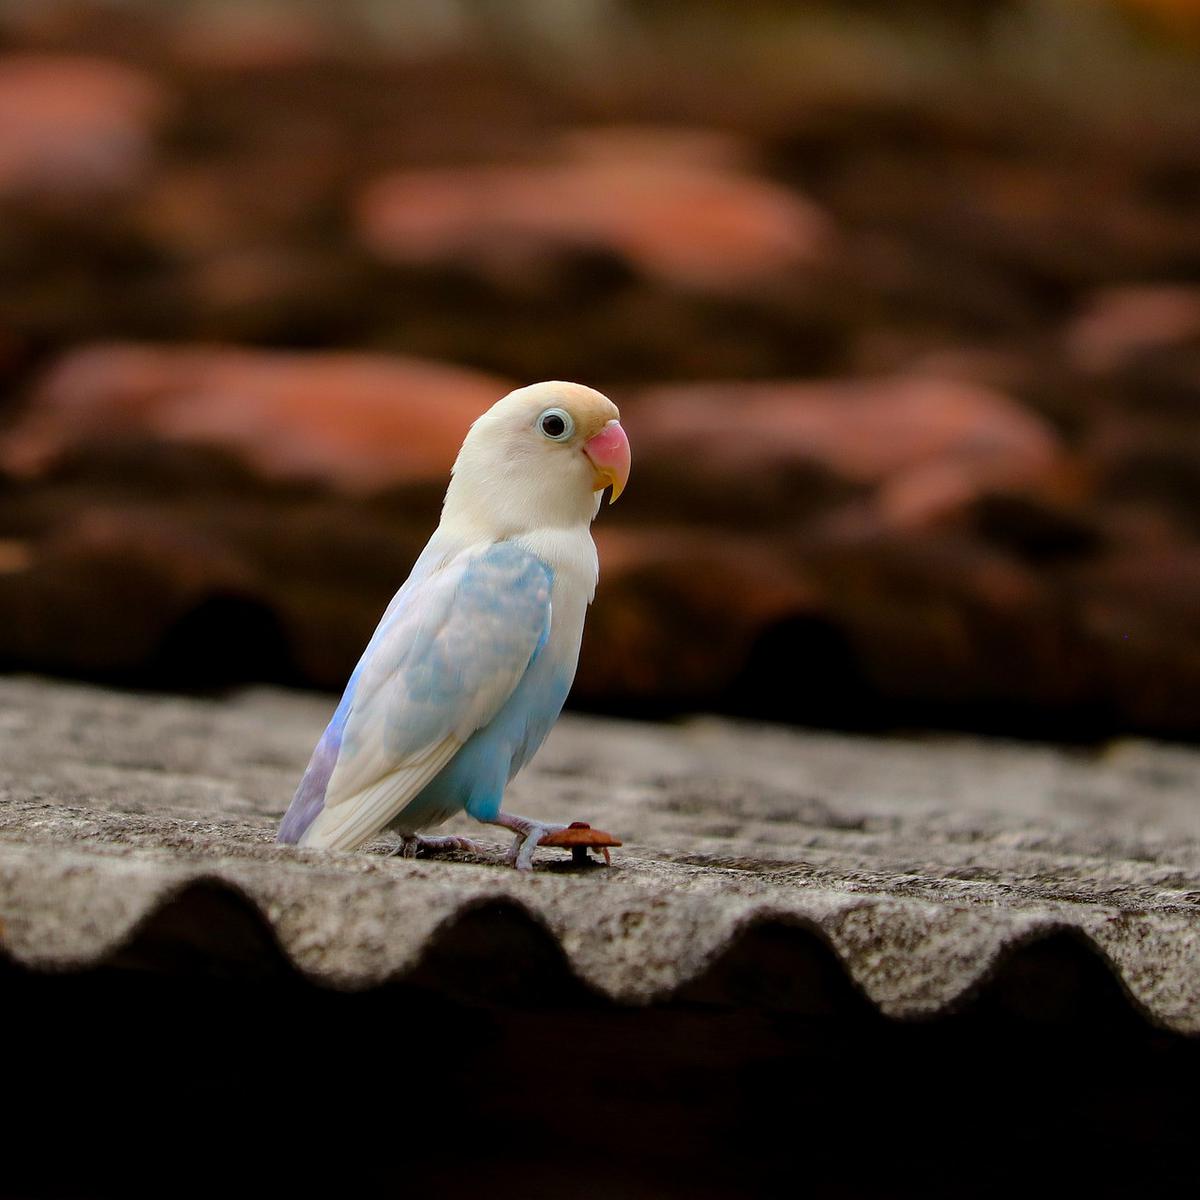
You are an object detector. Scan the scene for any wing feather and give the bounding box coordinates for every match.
[297,541,551,850]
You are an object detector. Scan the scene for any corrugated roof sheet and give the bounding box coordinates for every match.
[1,677,1198,1031]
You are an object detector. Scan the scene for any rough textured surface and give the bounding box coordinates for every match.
[2,675,1198,1031]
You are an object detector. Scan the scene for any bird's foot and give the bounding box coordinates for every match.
[486,813,568,872]
[508,821,569,872]
[483,814,623,871]
[393,833,485,859]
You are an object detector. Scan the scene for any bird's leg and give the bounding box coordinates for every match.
[485,812,568,872]
[393,833,485,859]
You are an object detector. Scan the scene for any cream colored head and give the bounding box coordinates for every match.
[441,381,630,537]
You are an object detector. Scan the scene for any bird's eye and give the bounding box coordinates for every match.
[537,408,574,441]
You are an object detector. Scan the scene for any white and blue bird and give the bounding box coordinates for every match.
[277,381,631,870]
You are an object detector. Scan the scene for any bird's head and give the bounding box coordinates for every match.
[442,381,631,536]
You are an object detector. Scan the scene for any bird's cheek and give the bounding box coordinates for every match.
[583,421,631,504]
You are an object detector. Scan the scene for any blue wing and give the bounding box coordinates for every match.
[278,540,552,850]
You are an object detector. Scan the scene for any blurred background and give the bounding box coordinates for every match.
[0,0,1198,739]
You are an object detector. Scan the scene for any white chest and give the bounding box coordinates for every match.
[515,526,598,659]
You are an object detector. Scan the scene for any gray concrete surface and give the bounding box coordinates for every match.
[1,676,1198,1030]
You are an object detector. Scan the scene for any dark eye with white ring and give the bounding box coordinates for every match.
[537,407,574,441]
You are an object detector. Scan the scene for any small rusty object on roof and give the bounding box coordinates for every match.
[538,821,622,866]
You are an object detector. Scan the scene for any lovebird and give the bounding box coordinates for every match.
[277,381,631,870]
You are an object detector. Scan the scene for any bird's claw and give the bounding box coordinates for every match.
[506,832,523,868]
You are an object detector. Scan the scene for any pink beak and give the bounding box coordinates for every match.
[583,420,631,504]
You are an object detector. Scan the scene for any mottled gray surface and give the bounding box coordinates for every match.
[1,676,1199,1030]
